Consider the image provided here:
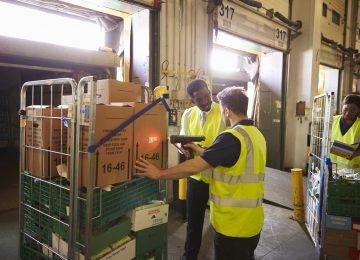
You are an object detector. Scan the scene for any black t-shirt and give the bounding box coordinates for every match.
[201,119,254,168]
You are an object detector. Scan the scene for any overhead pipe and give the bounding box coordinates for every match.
[321,34,357,56]
[230,0,302,32]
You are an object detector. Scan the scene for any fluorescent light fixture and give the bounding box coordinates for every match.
[0,2,104,50]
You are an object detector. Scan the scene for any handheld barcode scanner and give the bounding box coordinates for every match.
[170,135,205,159]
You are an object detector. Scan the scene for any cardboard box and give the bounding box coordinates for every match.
[349,247,360,260]
[353,220,360,231]
[324,244,350,258]
[96,79,144,104]
[326,215,352,230]
[52,233,68,258]
[325,228,358,247]
[133,103,167,171]
[77,105,134,187]
[330,140,359,160]
[129,202,169,231]
[25,106,68,178]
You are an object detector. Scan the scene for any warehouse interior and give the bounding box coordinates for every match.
[0,0,359,259]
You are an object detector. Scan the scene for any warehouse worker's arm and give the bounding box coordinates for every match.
[135,157,211,180]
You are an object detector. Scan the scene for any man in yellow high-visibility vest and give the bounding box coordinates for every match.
[330,94,360,172]
[136,87,266,260]
[180,79,225,260]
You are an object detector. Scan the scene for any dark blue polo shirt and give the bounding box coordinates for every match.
[201,119,254,168]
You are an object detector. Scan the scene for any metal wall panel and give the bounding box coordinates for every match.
[160,0,209,99]
[321,0,345,44]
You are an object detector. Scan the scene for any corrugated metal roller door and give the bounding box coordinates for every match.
[0,0,159,70]
[321,0,345,44]
[320,44,343,69]
[217,0,290,52]
[320,0,345,69]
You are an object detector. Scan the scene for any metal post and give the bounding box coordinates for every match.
[77,76,97,260]
[291,168,304,222]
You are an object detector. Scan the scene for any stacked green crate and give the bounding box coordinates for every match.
[54,216,132,256]
[20,238,63,260]
[327,179,360,217]
[23,206,53,244]
[134,224,167,260]
[21,244,51,260]
[22,173,160,256]
[81,176,160,228]
[22,174,160,228]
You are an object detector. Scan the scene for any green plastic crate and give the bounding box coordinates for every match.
[23,207,54,244]
[22,173,160,256]
[327,196,360,217]
[21,241,62,260]
[21,244,50,260]
[22,173,160,230]
[327,179,360,197]
[134,224,167,256]
[54,216,132,256]
[135,246,164,260]
[80,177,160,227]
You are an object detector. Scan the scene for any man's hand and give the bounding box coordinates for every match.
[135,158,162,179]
[183,143,205,156]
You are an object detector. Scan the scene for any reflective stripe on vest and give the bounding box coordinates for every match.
[210,193,263,208]
[212,171,265,184]
[182,108,192,135]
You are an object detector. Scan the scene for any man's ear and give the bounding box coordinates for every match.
[224,107,230,117]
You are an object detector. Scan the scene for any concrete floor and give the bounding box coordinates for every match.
[0,146,319,260]
[167,168,319,260]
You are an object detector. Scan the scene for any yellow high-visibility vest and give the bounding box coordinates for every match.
[209,125,266,237]
[181,102,225,182]
[330,115,360,172]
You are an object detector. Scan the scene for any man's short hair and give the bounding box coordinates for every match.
[187,79,208,98]
[217,87,248,115]
[343,94,360,110]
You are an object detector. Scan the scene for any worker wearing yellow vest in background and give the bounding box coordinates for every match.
[180,79,225,260]
[135,87,266,260]
[330,94,360,173]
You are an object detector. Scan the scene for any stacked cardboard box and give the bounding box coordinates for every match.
[77,105,134,187]
[96,79,144,104]
[110,102,167,173]
[25,106,68,178]
[67,79,167,188]
[324,215,360,259]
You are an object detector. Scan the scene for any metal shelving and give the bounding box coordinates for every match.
[19,78,78,259]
